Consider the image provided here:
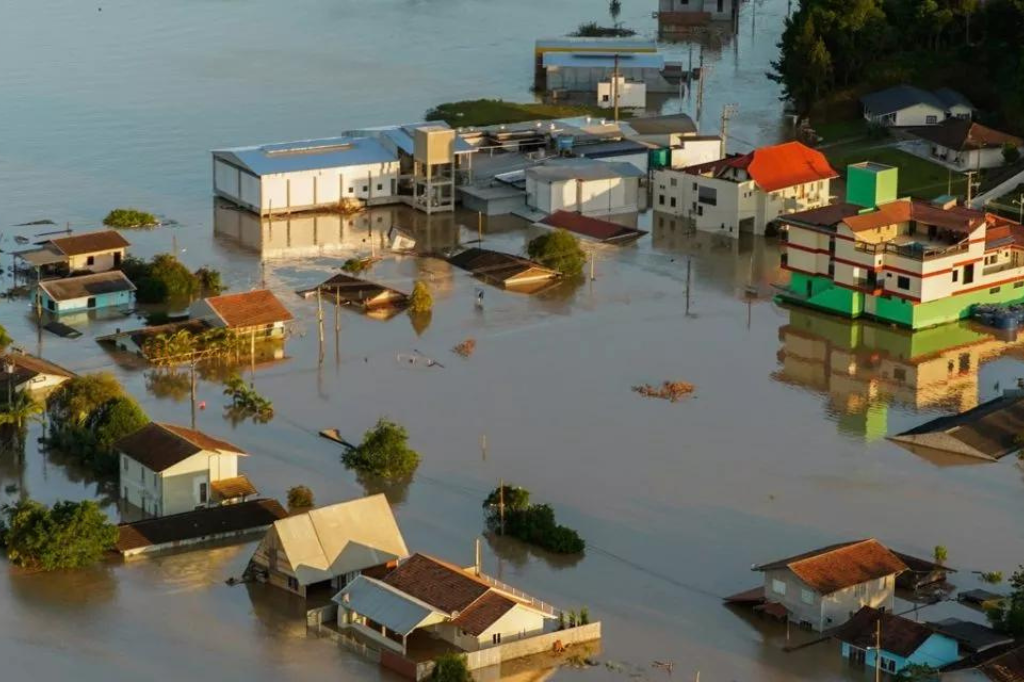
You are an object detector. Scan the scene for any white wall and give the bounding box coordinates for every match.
[670,138,722,169]
[597,78,646,109]
[120,454,163,516]
[67,249,124,273]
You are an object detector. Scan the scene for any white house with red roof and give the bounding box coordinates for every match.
[652,141,837,237]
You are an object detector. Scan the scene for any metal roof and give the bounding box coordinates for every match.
[380,125,475,156]
[860,85,948,116]
[334,575,444,635]
[213,135,397,176]
[15,246,67,267]
[536,37,657,51]
[543,52,665,69]
[37,271,136,301]
[527,158,645,181]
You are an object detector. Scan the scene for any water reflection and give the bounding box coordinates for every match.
[8,562,117,610]
[42,446,118,507]
[774,307,1024,443]
[484,532,584,571]
[355,470,413,507]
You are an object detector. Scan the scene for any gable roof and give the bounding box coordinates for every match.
[334,575,445,635]
[927,618,1014,654]
[860,85,947,116]
[451,591,519,636]
[116,498,286,553]
[115,422,247,472]
[780,202,863,231]
[306,274,409,309]
[835,606,937,657]
[910,119,1022,152]
[201,289,293,328]
[934,87,974,110]
[742,142,838,192]
[539,210,647,243]
[382,553,492,614]
[754,539,907,594]
[841,199,987,234]
[38,270,136,302]
[271,494,408,586]
[890,392,1024,461]
[45,230,130,257]
[448,248,560,284]
[213,135,397,176]
[0,351,76,385]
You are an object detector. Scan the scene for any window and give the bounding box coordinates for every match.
[348,187,354,194]
[140,468,144,483]
[800,589,814,605]
[717,0,724,11]
[952,269,958,283]
[199,482,208,504]
[123,456,128,471]
[772,579,787,595]
[492,633,502,645]
[670,197,677,208]
[692,182,697,191]
[780,253,788,267]
[925,115,938,124]
[697,205,704,216]
[361,185,368,193]
[964,263,975,284]
[893,367,906,382]
[601,94,609,102]
[86,256,95,266]
[376,183,382,191]
[1016,281,1024,289]
[697,186,718,206]
[897,276,910,290]
[287,576,299,591]
[658,195,665,206]
[991,287,1001,294]
[670,177,678,187]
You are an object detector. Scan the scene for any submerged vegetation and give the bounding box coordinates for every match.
[223,373,274,424]
[142,327,250,365]
[121,254,224,304]
[342,417,420,479]
[341,257,373,275]
[483,485,585,554]
[632,381,695,403]
[409,280,433,313]
[571,21,636,37]
[528,229,586,277]
[988,566,1024,635]
[432,652,472,682]
[103,208,159,229]
[286,485,315,509]
[0,498,117,571]
[425,99,621,128]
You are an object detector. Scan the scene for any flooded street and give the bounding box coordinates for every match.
[2,0,1023,680]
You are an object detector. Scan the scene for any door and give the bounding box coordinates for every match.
[114,252,122,267]
[964,263,975,284]
[87,297,97,309]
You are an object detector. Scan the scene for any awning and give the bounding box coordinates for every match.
[334,575,445,636]
[211,475,258,500]
[15,246,67,267]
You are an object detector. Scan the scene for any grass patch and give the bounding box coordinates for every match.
[103,208,159,229]
[825,146,968,199]
[810,117,869,144]
[425,99,624,128]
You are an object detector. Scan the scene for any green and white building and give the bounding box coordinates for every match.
[778,162,1024,329]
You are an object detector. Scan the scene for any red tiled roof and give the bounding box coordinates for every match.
[382,553,491,614]
[842,199,987,234]
[539,211,647,242]
[754,539,907,595]
[780,202,862,230]
[451,591,518,636]
[745,141,838,192]
[835,607,935,658]
[911,119,1023,152]
[47,230,130,256]
[203,289,293,329]
[843,201,913,233]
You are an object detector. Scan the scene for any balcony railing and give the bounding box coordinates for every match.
[883,240,969,261]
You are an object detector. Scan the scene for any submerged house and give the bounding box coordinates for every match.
[17,229,130,276]
[942,643,1024,681]
[448,248,561,292]
[248,494,408,598]
[538,210,647,244]
[36,270,136,315]
[189,289,293,338]
[836,606,960,674]
[889,391,1024,461]
[778,162,1024,329]
[299,273,409,314]
[116,422,255,518]
[0,351,75,398]
[751,539,907,631]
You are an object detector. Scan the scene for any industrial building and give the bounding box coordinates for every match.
[525,158,643,215]
[534,37,683,93]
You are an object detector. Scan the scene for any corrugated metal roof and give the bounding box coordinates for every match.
[543,52,665,69]
[380,125,475,156]
[527,158,644,181]
[273,494,408,586]
[37,271,136,301]
[334,575,444,635]
[536,37,657,51]
[213,135,397,176]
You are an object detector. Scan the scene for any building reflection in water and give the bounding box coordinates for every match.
[774,306,1024,443]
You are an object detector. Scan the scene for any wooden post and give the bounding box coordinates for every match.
[189,357,197,430]
[317,288,325,365]
[478,212,483,244]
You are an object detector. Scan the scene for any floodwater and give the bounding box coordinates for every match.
[1,0,1022,681]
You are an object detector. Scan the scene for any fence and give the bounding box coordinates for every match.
[463,622,602,671]
[306,603,339,629]
[476,573,555,615]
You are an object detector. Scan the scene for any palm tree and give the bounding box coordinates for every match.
[0,391,44,430]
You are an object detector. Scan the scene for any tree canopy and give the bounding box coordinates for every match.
[988,565,1024,635]
[121,254,224,304]
[527,229,586,278]
[342,418,420,479]
[0,324,12,351]
[409,280,433,313]
[103,208,158,229]
[1,499,117,571]
[432,652,471,682]
[483,484,585,554]
[287,485,315,508]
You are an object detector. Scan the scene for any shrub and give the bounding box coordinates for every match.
[287,485,315,508]
[432,652,471,682]
[103,208,158,229]
[0,323,11,351]
[982,571,1004,584]
[409,280,433,313]
[989,566,1024,635]
[933,545,948,564]
[1,499,117,570]
[194,267,225,296]
[527,229,585,277]
[223,373,273,424]
[483,486,585,554]
[341,258,372,274]
[342,417,420,479]
[1004,143,1021,165]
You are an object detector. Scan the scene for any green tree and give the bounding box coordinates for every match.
[527,229,586,277]
[103,208,158,229]
[87,396,149,475]
[769,13,834,115]
[482,485,585,554]
[287,485,315,508]
[1003,143,1021,164]
[409,280,433,313]
[0,324,12,351]
[482,485,531,512]
[988,565,1024,635]
[148,253,198,303]
[342,418,420,479]
[432,652,471,682]
[934,545,948,564]
[1,499,118,571]
[194,267,225,297]
[898,663,939,681]
[0,391,44,429]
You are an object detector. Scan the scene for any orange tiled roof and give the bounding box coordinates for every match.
[755,539,907,595]
[47,230,130,256]
[204,289,293,329]
[744,141,838,192]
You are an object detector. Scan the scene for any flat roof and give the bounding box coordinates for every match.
[536,37,658,51]
[527,158,645,181]
[213,135,397,176]
[115,499,287,554]
[38,271,136,301]
[543,52,665,69]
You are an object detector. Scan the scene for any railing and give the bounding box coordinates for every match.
[883,240,969,261]
[984,261,1023,277]
[476,573,555,615]
[853,242,884,254]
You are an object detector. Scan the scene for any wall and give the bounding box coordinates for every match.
[462,623,602,672]
[160,452,221,516]
[596,79,646,109]
[49,289,133,314]
[820,575,894,631]
[67,249,124,273]
[762,568,823,629]
[258,162,400,214]
[669,138,722,169]
[894,103,946,127]
[120,453,162,516]
[475,605,552,650]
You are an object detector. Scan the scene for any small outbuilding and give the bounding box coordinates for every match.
[299,273,409,314]
[893,551,957,591]
[836,606,960,675]
[927,618,1014,655]
[526,159,643,215]
[36,270,136,314]
[0,350,75,398]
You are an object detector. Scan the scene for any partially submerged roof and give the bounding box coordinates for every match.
[624,113,697,136]
[448,248,560,286]
[115,422,247,472]
[860,85,948,115]
[946,643,1024,681]
[927,618,1014,653]
[890,392,1024,461]
[200,289,294,329]
[910,119,1023,152]
[835,606,937,657]
[754,539,907,594]
[301,273,409,310]
[271,494,408,587]
[892,551,956,575]
[115,498,287,554]
[37,271,136,302]
[542,52,665,70]
[539,210,647,243]
[382,553,492,614]
[45,229,130,256]
[0,351,76,385]
[526,158,644,182]
[535,37,658,52]
[213,135,397,176]
[334,575,445,635]
[15,245,68,268]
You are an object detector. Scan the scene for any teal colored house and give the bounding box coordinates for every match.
[837,607,960,675]
[36,271,136,315]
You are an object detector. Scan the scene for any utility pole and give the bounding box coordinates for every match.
[316,287,325,365]
[720,104,738,160]
[685,255,692,316]
[612,53,621,123]
[498,478,505,536]
[695,47,706,128]
[874,619,882,682]
[965,170,978,205]
[590,250,596,281]
[189,356,197,430]
[478,212,483,244]
[1017,193,1024,224]
[480,434,487,461]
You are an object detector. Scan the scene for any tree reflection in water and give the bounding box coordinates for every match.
[483,531,583,571]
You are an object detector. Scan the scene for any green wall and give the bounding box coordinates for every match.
[846,163,899,208]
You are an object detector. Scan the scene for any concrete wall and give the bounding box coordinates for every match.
[597,78,646,109]
[528,177,638,215]
[67,249,125,273]
[44,289,133,314]
[259,162,400,213]
[463,622,601,671]
[866,103,945,127]
[821,576,895,630]
[669,138,722,169]
[120,453,163,516]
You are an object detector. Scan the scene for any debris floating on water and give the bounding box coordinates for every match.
[13,219,55,226]
[632,381,695,402]
[452,338,476,358]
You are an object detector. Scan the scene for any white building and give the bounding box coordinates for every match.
[526,159,643,215]
[909,119,1023,171]
[658,0,736,22]
[652,141,837,237]
[860,85,973,127]
[0,351,75,397]
[597,76,646,110]
[212,136,401,215]
[669,135,724,169]
[116,422,255,518]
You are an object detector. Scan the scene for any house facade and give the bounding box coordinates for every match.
[116,422,251,518]
[753,539,907,631]
[0,351,75,398]
[45,230,130,273]
[658,0,736,23]
[36,271,136,314]
[861,85,973,127]
[838,607,960,674]
[652,141,836,237]
[778,162,1024,329]
[910,119,1023,171]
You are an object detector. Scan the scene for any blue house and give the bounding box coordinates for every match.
[37,270,136,315]
[837,606,960,675]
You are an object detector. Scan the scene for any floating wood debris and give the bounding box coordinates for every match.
[452,338,476,357]
[632,381,695,402]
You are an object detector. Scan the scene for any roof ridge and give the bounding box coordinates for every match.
[787,538,872,566]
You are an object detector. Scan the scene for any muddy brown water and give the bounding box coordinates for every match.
[1,0,1021,680]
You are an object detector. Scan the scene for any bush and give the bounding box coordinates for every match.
[483,486,585,554]
[103,208,158,229]
[432,652,471,682]
[287,485,315,508]
[341,258,372,274]
[527,229,585,277]
[409,280,433,313]
[1,499,117,570]
[121,254,223,304]
[0,323,11,351]
[223,373,273,424]
[342,417,420,479]
[988,567,1024,636]
[1004,144,1021,165]
[194,267,225,297]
